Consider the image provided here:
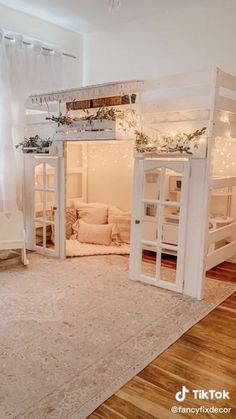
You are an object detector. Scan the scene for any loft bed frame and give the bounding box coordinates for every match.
[25,68,236,300]
[129,68,236,299]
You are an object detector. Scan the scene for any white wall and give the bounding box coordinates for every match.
[66,142,133,211]
[84,0,236,84]
[87,142,133,211]
[0,4,83,88]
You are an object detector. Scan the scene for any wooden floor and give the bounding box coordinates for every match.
[89,262,236,419]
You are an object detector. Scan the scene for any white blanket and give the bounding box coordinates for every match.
[66,240,130,257]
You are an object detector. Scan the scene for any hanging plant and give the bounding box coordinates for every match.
[15,135,52,153]
[135,127,207,155]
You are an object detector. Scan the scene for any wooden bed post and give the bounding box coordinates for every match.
[182,158,209,299]
[129,157,144,280]
[182,68,219,299]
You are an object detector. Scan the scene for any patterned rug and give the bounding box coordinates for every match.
[0,254,235,419]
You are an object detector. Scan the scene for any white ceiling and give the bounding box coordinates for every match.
[0,0,197,33]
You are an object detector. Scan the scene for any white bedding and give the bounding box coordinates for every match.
[66,240,130,257]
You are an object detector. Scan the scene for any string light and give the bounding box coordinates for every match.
[220,111,230,124]
[213,135,236,176]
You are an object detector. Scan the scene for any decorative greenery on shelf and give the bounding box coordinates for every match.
[46,107,137,131]
[45,106,206,153]
[46,112,74,126]
[135,127,207,155]
[82,107,119,122]
[15,135,52,153]
[81,107,136,125]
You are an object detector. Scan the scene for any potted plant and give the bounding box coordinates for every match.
[16,135,52,154]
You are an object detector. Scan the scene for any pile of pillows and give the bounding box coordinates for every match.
[65,200,131,246]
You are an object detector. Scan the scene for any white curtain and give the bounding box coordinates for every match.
[0,31,62,211]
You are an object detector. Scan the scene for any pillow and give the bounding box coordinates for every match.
[51,207,77,243]
[65,207,77,239]
[74,202,108,225]
[77,220,113,245]
[108,205,131,220]
[72,200,107,210]
[108,205,131,244]
[108,214,131,244]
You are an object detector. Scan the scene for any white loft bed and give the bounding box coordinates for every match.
[24,68,236,300]
[129,68,236,299]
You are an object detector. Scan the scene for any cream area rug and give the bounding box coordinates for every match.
[0,254,235,419]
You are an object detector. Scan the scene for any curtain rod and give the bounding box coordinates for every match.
[3,34,77,59]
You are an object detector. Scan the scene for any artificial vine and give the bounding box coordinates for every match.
[45,105,206,156]
[15,135,52,153]
[46,112,74,126]
[135,127,207,155]
[46,106,137,130]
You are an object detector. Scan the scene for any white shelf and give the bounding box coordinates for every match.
[211,176,236,189]
[67,167,83,174]
[212,192,232,197]
[210,216,234,224]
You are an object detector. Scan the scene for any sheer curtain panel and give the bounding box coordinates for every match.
[0,31,63,212]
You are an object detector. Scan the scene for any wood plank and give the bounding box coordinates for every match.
[211,176,236,189]
[206,240,236,270]
[104,394,158,419]
[216,95,236,113]
[215,119,231,136]
[141,99,210,113]
[208,223,236,245]
[218,69,236,92]
[155,346,236,388]
[143,70,212,92]
[90,404,126,419]
[182,329,236,360]
[163,336,236,374]
[117,380,186,419]
[117,388,175,419]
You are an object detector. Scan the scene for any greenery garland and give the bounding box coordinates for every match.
[46,107,137,130]
[135,127,207,155]
[46,112,74,126]
[15,135,52,153]
[44,106,206,156]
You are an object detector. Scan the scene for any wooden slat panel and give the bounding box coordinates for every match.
[215,120,231,136]
[211,176,236,189]
[216,95,236,113]
[141,98,210,113]
[143,109,210,123]
[208,222,236,245]
[143,70,212,92]
[206,240,236,270]
[218,69,236,92]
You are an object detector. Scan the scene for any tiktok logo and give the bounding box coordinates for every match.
[175,386,190,402]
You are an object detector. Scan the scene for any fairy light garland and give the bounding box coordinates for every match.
[135,127,207,155]
[214,136,236,175]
